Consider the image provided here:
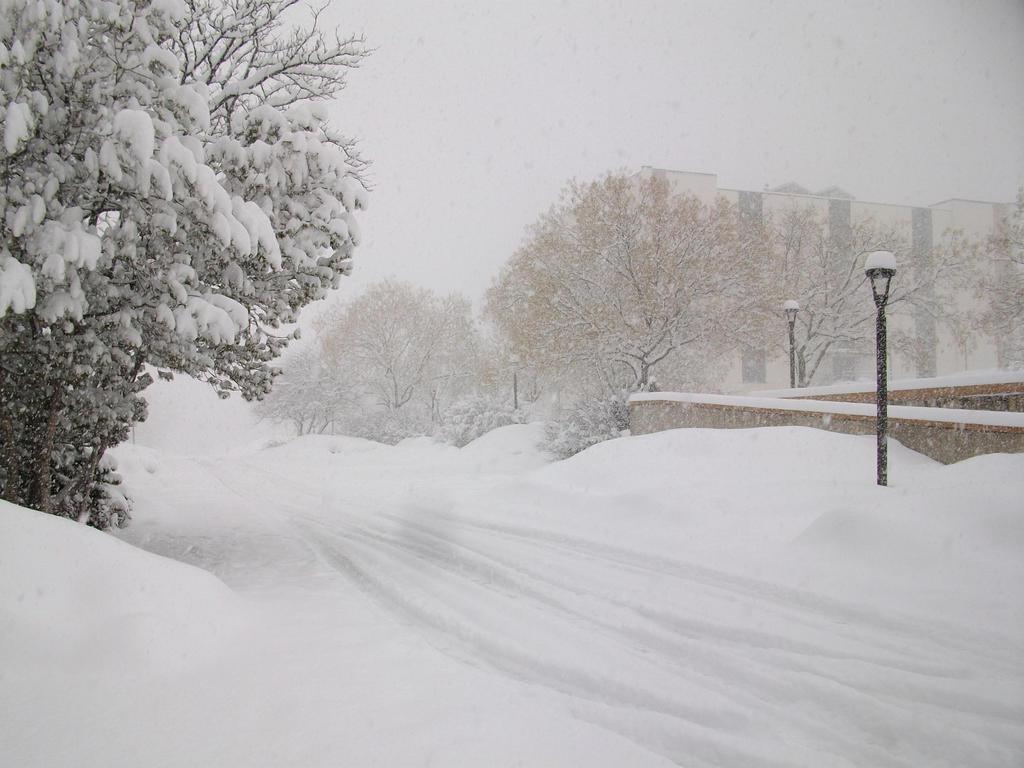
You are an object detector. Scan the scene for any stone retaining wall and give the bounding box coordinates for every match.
[629,396,1024,464]
[755,375,1024,412]
[788,381,1024,412]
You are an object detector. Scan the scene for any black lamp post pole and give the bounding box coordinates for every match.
[784,301,799,389]
[865,253,896,488]
[873,297,889,486]
[788,317,797,389]
[511,354,519,410]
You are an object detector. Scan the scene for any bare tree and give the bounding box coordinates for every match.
[255,344,353,435]
[981,189,1024,368]
[316,280,481,431]
[753,205,976,387]
[485,172,767,397]
[174,0,369,151]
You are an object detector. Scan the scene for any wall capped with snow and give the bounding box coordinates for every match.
[629,392,1024,464]
[754,371,1024,412]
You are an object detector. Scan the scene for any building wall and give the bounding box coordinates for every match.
[638,166,1008,393]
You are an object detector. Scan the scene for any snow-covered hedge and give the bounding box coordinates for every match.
[543,392,630,459]
[437,395,526,447]
[343,410,430,446]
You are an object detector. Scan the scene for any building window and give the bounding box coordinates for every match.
[832,353,857,383]
[742,348,766,383]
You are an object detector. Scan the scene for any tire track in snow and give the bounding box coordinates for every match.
[433,512,1022,760]
[294,510,1024,768]
[390,509,1024,757]
[426,511,1023,670]
[295,517,811,768]
[200,457,1024,767]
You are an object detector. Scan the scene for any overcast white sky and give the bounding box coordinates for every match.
[322,0,1024,305]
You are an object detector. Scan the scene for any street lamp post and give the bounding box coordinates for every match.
[784,300,799,389]
[510,353,520,410]
[865,251,897,487]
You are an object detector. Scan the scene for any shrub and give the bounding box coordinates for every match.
[342,410,430,445]
[543,392,630,459]
[437,395,526,447]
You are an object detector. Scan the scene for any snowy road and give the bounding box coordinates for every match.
[110,428,1024,768]
[299,509,1020,766]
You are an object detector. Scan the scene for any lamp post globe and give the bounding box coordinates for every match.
[865,250,897,309]
[865,251,896,486]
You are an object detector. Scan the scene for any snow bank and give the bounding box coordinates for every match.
[457,422,551,472]
[492,426,1024,630]
[247,423,549,475]
[10,422,1023,767]
[0,500,245,671]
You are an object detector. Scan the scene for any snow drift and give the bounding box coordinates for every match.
[3,420,1022,767]
[0,499,245,671]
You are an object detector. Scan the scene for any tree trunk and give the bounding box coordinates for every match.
[29,385,63,515]
[0,377,24,505]
[74,442,108,524]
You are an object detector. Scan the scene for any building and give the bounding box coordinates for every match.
[636,166,1014,393]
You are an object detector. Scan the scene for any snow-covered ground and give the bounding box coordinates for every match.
[3,396,1023,766]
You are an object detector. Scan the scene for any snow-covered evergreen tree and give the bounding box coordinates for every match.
[0,0,368,527]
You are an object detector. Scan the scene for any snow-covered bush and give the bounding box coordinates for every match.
[343,410,430,446]
[543,392,630,460]
[437,395,526,447]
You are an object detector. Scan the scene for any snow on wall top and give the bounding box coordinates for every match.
[751,370,1024,399]
[629,391,1024,430]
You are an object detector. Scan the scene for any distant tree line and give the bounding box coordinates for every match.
[258,280,491,442]
[264,174,1020,456]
